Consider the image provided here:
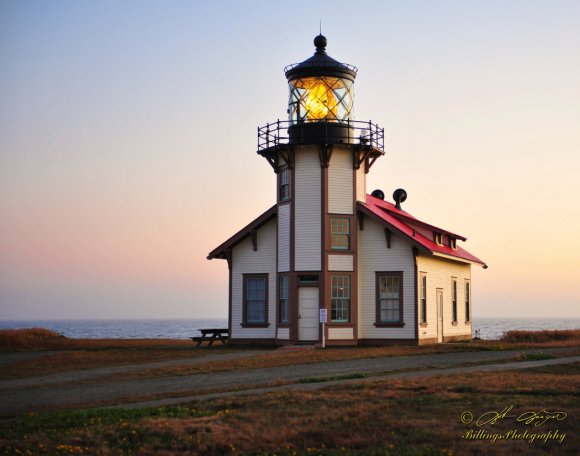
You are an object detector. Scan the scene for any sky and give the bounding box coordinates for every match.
[1,0,579,320]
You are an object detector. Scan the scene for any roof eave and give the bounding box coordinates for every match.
[207,205,277,260]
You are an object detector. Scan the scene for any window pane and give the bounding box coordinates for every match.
[378,274,401,323]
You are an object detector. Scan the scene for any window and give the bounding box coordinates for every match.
[279,275,289,324]
[449,237,457,249]
[331,218,350,250]
[331,275,350,322]
[377,272,403,324]
[279,168,290,201]
[420,273,427,324]
[243,275,268,325]
[465,280,471,322]
[452,279,458,323]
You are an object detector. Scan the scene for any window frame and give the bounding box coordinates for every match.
[330,275,350,322]
[279,275,289,324]
[451,278,458,324]
[330,217,350,250]
[420,273,427,325]
[375,271,405,327]
[465,280,471,323]
[278,168,291,202]
[242,273,269,327]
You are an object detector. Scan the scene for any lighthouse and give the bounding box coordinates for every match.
[208,36,486,346]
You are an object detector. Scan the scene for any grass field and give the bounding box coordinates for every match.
[0,328,579,455]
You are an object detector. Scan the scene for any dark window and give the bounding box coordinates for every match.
[279,275,289,324]
[420,273,427,324]
[243,275,268,324]
[279,168,290,201]
[449,237,457,249]
[331,275,350,322]
[377,272,403,324]
[331,218,350,250]
[452,279,458,322]
[465,281,471,322]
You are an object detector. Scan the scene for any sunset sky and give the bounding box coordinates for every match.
[1,0,579,320]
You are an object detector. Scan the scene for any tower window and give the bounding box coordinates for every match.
[279,275,289,324]
[279,168,290,201]
[331,275,350,322]
[331,218,350,250]
[434,232,442,245]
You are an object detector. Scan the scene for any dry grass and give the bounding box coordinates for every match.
[1,362,577,455]
[500,328,580,344]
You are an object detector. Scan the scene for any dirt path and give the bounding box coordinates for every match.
[1,347,577,417]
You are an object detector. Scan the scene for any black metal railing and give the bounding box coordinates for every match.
[257,119,384,152]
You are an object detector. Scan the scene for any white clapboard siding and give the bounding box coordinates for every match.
[295,148,321,271]
[358,217,415,339]
[231,219,276,339]
[277,327,290,340]
[328,254,354,271]
[355,166,366,203]
[417,255,471,340]
[328,327,354,340]
[328,147,353,214]
[278,204,290,272]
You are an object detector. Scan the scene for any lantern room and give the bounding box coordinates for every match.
[285,35,356,124]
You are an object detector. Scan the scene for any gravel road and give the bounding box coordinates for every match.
[1,348,577,417]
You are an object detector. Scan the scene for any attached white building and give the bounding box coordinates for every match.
[208,35,486,345]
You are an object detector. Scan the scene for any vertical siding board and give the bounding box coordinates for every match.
[328,149,354,214]
[357,218,415,339]
[278,204,290,272]
[295,149,321,271]
[355,167,366,203]
[231,220,277,339]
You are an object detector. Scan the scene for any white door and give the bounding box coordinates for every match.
[437,288,444,343]
[298,287,319,341]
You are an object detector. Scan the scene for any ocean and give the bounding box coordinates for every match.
[0,317,578,341]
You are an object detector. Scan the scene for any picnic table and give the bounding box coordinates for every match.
[190,328,229,347]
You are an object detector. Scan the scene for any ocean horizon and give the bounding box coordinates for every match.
[1,317,579,341]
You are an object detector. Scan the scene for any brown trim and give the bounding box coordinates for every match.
[419,323,428,328]
[250,230,258,251]
[326,214,356,253]
[465,278,471,323]
[229,338,278,346]
[351,161,359,341]
[417,337,439,346]
[289,146,297,342]
[374,271,404,326]
[384,229,391,248]
[325,339,357,346]
[451,277,458,323]
[329,273,353,323]
[321,160,328,341]
[241,273,270,327]
[208,205,277,259]
[277,166,292,203]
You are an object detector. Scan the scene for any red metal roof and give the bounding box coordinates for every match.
[359,194,487,267]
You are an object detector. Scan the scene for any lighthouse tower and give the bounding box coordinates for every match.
[209,35,485,346]
[257,35,384,342]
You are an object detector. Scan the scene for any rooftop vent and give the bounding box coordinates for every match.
[371,189,385,200]
[393,188,407,210]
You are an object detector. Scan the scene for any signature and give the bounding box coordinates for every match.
[461,406,568,427]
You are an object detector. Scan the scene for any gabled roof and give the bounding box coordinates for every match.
[207,205,277,260]
[359,194,487,268]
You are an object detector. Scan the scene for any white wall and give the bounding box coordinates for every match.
[231,219,277,339]
[278,203,290,272]
[295,147,321,271]
[417,254,472,340]
[358,216,416,339]
[328,147,353,214]
[355,166,366,203]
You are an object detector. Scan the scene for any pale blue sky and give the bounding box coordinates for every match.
[1,0,579,319]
